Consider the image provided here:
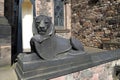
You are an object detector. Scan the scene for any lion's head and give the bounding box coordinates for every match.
[32,15,55,36]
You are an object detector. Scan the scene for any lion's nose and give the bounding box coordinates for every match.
[39,20,45,27]
[40,27,45,30]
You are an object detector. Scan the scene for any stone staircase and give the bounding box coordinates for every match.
[0,16,11,66]
[0,16,10,38]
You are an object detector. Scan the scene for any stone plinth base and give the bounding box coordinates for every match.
[15,49,120,80]
[15,52,92,80]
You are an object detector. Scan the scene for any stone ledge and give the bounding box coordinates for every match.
[0,26,11,37]
[15,49,120,80]
[0,17,10,26]
[0,46,11,67]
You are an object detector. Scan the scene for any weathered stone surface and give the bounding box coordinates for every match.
[15,49,120,80]
[71,0,120,50]
[0,0,4,16]
[80,69,93,78]
[36,0,51,16]
[0,17,11,66]
[16,52,90,80]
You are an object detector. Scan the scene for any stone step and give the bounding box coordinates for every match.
[0,16,10,26]
[0,26,11,38]
[0,16,11,39]
[0,16,11,66]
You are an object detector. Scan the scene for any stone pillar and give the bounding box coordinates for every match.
[0,0,11,66]
[0,0,4,16]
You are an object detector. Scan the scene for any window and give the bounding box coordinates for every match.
[54,0,64,29]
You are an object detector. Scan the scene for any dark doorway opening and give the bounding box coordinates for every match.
[4,0,19,65]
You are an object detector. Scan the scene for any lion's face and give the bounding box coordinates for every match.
[35,15,52,35]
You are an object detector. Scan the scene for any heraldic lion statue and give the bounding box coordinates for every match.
[30,15,84,60]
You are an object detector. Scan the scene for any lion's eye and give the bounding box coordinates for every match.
[45,22,49,24]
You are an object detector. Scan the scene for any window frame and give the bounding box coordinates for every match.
[52,0,70,33]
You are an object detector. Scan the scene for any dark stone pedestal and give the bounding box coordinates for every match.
[15,52,92,80]
[15,49,120,80]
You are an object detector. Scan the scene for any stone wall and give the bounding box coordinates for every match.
[71,0,120,49]
[0,0,4,16]
[0,0,12,66]
[50,0,120,80]
[0,17,11,67]
[51,59,120,80]
[50,47,120,80]
[4,0,15,26]
[36,0,52,17]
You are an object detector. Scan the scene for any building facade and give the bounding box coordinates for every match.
[35,0,72,38]
[0,0,4,16]
[0,0,120,80]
